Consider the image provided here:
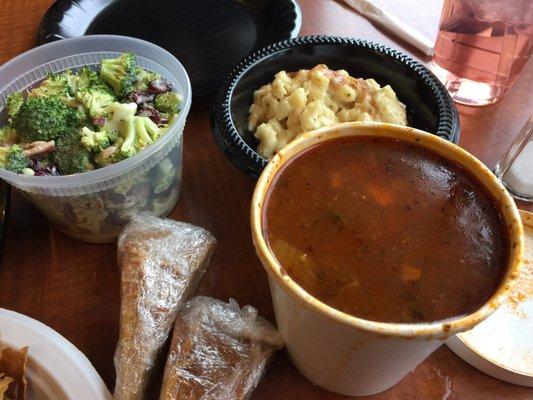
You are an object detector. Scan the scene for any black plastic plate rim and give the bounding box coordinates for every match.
[36,0,302,43]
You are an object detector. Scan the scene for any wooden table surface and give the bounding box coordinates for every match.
[1,1,532,399]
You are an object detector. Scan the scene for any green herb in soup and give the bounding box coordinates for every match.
[263,136,509,323]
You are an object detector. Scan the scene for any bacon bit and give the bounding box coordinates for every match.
[22,140,56,158]
[137,105,169,126]
[129,91,155,105]
[92,117,107,126]
[147,78,172,94]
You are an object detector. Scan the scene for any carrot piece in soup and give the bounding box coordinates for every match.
[366,184,395,206]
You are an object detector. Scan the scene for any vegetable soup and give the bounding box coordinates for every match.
[263,135,509,323]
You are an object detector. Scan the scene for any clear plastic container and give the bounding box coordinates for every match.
[0,35,192,243]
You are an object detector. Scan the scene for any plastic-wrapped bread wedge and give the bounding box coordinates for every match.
[159,296,284,400]
[114,215,216,400]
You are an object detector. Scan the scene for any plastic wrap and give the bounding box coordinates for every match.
[114,215,216,400]
[159,296,284,400]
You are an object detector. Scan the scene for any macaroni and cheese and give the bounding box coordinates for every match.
[248,64,407,159]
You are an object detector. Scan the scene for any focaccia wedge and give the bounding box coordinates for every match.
[114,215,216,400]
[159,296,283,400]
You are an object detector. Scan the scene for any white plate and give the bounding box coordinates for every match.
[446,210,533,387]
[0,308,112,399]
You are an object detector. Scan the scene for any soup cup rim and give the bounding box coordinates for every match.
[251,121,524,339]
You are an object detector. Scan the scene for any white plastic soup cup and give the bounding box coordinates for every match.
[251,122,524,396]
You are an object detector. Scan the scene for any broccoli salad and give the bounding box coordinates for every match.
[0,52,186,242]
[0,52,181,176]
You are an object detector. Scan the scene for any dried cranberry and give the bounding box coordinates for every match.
[34,166,59,176]
[147,78,172,94]
[28,158,42,170]
[129,91,155,105]
[137,105,169,126]
[29,158,60,176]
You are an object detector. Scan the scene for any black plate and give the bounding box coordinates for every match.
[37,0,301,96]
[212,36,461,179]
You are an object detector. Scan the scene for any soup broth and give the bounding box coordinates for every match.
[263,135,509,323]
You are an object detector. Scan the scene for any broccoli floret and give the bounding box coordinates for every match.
[88,101,164,162]
[100,53,138,97]
[11,96,81,142]
[120,116,162,158]
[29,71,78,107]
[134,68,160,92]
[136,115,162,142]
[80,126,111,151]
[119,116,141,159]
[74,68,115,118]
[77,67,114,94]
[100,102,137,140]
[5,92,23,119]
[53,128,94,175]
[152,192,178,215]
[0,145,28,173]
[154,92,181,115]
[51,70,79,93]
[6,145,28,173]
[0,147,11,167]
[76,88,116,118]
[30,75,69,97]
[62,70,81,94]
[0,126,18,146]
[153,157,176,193]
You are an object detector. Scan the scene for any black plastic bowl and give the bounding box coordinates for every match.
[212,35,460,179]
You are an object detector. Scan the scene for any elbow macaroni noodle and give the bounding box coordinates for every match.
[248,64,407,159]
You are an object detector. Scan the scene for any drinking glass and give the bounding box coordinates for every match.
[431,0,533,106]
[495,116,533,202]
